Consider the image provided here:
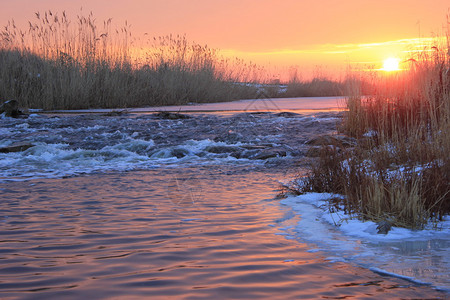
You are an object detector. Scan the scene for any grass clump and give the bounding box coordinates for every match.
[294,30,450,229]
[0,11,260,110]
[285,77,345,98]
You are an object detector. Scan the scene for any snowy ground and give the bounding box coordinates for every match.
[279,193,450,292]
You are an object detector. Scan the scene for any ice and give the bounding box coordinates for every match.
[49,96,345,113]
[370,267,428,284]
[280,193,450,291]
[363,130,377,137]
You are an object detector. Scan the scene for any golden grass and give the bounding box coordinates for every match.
[295,29,450,229]
[285,77,345,97]
[0,10,353,110]
[0,11,262,110]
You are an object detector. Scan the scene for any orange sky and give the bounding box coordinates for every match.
[1,0,449,80]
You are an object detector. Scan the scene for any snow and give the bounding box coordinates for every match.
[279,193,450,292]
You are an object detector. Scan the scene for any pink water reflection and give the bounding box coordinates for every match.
[0,167,446,299]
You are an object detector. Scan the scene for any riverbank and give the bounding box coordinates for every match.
[37,96,345,114]
[0,11,348,111]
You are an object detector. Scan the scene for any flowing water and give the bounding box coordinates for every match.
[0,98,448,299]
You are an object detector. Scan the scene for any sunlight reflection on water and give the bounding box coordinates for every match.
[0,167,447,299]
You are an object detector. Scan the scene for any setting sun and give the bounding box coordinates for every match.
[382,57,401,71]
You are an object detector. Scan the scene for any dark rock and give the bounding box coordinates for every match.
[241,145,268,150]
[0,142,35,153]
[274,112,300,118]
[213,132,243,143]
[102,110,129,116]
[305,144,342,157]
[376,220,392,234]
[205,145,242,154]
[229,151,242,159]
[0,100,26,118]
[305,135,337,146]
[253,148,287,160]
[170,148,190,158]
[154,111,191,119]
[1,99,18,111]
[246,112,272,115]
[305,134,356,147]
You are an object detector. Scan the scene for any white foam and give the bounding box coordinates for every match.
[16,123,30,129]
[0,137,263,181]
[64,125,106,132]
[0,140,157,181]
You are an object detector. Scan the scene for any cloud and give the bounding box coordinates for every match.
[221,37,439,59]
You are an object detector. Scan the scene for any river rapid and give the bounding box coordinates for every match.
[0,98,448,299]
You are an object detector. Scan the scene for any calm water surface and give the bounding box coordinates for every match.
[0,167,447,299]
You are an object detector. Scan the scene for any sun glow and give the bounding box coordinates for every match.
[382,57,401,71]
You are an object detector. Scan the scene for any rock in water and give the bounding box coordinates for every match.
[0,142,35,153]
[253,148,287,160]
[376,220,392,234]
[274,112,300,118]
[154,111,190,120]
[0,100,25,118]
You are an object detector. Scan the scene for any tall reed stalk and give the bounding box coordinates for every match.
[0,11,260,110]
[296,25,450,228]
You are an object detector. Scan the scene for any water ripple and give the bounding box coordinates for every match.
[0,169,446,299]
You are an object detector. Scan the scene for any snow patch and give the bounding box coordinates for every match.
[279,193,450,291]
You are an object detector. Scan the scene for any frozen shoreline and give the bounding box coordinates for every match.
[280,193,450,292]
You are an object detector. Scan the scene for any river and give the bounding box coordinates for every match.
[0,97,448,299]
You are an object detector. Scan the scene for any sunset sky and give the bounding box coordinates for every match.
[1,0,449,80]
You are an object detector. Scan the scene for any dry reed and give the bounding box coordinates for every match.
[295,23,450,228]
[0,11,261,110]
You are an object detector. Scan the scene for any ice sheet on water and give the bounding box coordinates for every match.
[279,193,450,292]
